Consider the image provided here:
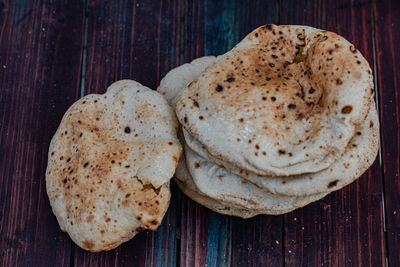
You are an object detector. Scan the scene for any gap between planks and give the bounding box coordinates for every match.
[71,0,90,266]
[371,0,389,266]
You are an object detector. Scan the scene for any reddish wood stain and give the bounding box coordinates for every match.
[0,0,85,266]
[374,0,400,266]
[281,1,386,266]
[0,0,398,266]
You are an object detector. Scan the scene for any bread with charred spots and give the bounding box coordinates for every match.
[176,25,375,177]
[46,80,182,252]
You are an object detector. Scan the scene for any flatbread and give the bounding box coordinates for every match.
[184,106,379,196]
[158,59,316,215]
[174,156,296,218]
[176,25,374,176]
[175,179,265,219]
[46,80,182,251]
[158,58,328,215]
[175,180,282,218]
[185,144,328,211]
[158,56,217,109]
[159,55,378,197]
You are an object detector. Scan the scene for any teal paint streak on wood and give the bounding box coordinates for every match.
[154,184,180,267]
[204,0,239,266]
[154,219,177,267]
[155,221,164,267]
[205,0,239,56]
[154,189,180,267]
[206,214,232,267]
[13,0,29,24]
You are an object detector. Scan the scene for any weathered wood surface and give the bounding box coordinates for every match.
[0,0,86,266]
[374,0,400,266]
[0,0,399,266]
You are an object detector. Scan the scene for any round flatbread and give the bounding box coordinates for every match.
[185,144,328,211]
[46,80,182,251]
[158,58,316,215]
[158,58,330,215]
[159,55,378,197]
[175,179,266,219]
[174,156,296,217]
[158,56,217,109]
[184,106,379,196]
[174,157,268,218]
[176,25,374,176]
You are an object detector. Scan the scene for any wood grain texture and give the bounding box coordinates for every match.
[72,1,181,266]
[179,1,220,266]
[374,0,400,266]
[0,0,86,266]
[281,0,386,266]
[179,1,282,266]
[0,0,397,266]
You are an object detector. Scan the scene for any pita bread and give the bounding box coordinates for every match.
[184,144,328,211]
[158,58,329,215]
[174,156,296,217]
[159,55,378,198]
[176,25,374,176]
[184,106,379,196]
[46,80,182,251]
[175,180,265,219]
[158,56,217,109]
[158,59,314,216]
[175,179,278,218]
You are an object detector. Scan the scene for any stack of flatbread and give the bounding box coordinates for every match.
[158,24,379,218]
[46,24,379,252]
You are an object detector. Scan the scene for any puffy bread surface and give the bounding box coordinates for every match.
[185,144,328,211]
[158,56,217,109]
[176,25,374,176]
[184,106,379,196]
[175,179,265,219]
[46,80,182,251]
[158,62,304,216]
[159,58,329,216]
[160,55,378,198]
[174,155,296,217]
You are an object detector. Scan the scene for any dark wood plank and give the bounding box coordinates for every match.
[0,0,86,266]
[280,0,386,266]
[374,0,400,266]
[73,1,181,266]
[179,1,223,266]
[179,1,282,266]
[179,197,211,267]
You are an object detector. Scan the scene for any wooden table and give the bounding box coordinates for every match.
[1,0,399,266]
